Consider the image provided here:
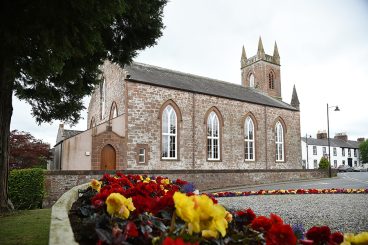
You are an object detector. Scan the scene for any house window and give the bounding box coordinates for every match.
[334,160,337,168]
[354,149,357,157]
[313,146,317,155]
[207,112,220,160]
[348,149,351,157]
[275,121,284,162]
[322,147,326,155]
[354,160,357,166]
[244,117,255,161]
[138,149,145,163]
[342,160,345,165]
[162,105,177,159]
[313,159,318,169]
[333,147,337,156]
[342,148,345,157]
[268,72,274,89]
[249,73,255,88]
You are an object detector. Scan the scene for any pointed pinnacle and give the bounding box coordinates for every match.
[273,41,280,58]
[291,84,300,110]
[257,36,265,54]
[241,45,247,60]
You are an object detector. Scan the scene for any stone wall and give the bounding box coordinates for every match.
[126,81,301,170]
[43,169,333,207]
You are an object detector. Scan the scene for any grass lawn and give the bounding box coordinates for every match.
[0,208,51,245]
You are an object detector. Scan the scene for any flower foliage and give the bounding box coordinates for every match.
[69,172,364,245]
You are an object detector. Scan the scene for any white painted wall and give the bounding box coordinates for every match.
[301,140,360,169]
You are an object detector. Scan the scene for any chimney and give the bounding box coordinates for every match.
[357,137,365,143]
[334,132,348,142]
[317,130,327,139]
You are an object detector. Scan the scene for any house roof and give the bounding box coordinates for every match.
[301,137,360,149]
[124,62,298,111]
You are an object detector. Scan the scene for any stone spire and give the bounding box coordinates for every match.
[273,41,280,64]
[257,36,265,59]
[241,45,247,68]
[290,85,300,110]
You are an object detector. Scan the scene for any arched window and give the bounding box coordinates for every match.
[162,105,177,159]
[275,121,284,161]
[207,111,220,160]
[90,117,96,129]
[109,102,118,120]
[100,78,106,119]
[249,73,255,88]
[268,72,274,89]
[244,117,255,161]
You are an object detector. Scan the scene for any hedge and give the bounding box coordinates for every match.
[9,168,45,210]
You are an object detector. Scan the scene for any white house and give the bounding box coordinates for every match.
[301,132,363,169]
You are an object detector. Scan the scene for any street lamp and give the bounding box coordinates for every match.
[327,103,340,178]
[305,134,311,169]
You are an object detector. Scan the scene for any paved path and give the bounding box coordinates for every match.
[213,173,368,233]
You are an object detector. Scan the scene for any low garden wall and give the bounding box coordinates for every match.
[43,169,335,207]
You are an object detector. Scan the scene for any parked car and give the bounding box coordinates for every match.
[352,166,367,172]
[337,165,353,172]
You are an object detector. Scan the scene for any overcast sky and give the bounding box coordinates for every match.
[10,0,368,146]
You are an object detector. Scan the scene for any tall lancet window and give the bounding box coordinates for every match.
[244,117,255,161]
[100,78,106,119]
[275,121,284,161]
[207,112,220,160]
[249,73,255,88]
[162,105,177,159]
[269,72,274,89]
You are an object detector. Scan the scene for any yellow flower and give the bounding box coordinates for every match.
[90,179,102,192]
[173,192,229,238]
[106,193,135,219]
[343,232,368,245]
[162,178,170,185]
[202,230,218,238]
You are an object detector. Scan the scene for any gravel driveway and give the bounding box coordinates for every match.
[217,194,368,233]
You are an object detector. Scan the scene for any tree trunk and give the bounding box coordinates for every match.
[0,58,14,213]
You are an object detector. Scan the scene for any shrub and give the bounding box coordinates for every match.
[9,168,45,210]
[319,157,330,169]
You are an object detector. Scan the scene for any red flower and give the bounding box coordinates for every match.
[236,208,256,225]
[251,216,272,232]
[162,237,198,245]
[125,221,138,237]
[270,213,283,225]
[266,224,297,245]
[306,226,331,244]
[330,232,344,244]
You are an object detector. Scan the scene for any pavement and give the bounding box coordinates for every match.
[212,172,368,233]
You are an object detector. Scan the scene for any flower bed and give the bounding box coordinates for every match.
[69,173,368,245]
[210,188,368,198]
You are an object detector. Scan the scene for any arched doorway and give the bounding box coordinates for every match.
[101,144,116,170]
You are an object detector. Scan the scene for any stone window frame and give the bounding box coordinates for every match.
[204,107,224,162]
[90,117,97,136]
[313,146,317,155]
[333,147,337,156]
[268,70,275,89]
[342,148,345,157]
[348,148,351,157]
[241,112,258,162]
[272,116,287,163]
[100,78,106,120]
[135,144,149,165]
[249,73,255,88]
[109,101,118,120]
[158,100,182,161]
[354,149,357,157]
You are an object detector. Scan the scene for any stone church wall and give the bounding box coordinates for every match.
[126,81,301,170]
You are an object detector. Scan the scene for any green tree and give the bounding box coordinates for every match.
[359,139,368,163]
[319,157,330,169]
[0,0,167,212]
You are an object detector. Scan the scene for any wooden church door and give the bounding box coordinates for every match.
[101,144,116,170]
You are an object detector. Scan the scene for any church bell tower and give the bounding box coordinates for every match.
[241,37,282,100]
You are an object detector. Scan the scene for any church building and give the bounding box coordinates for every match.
[53,38,302,171]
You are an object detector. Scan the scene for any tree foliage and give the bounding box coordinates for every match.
[0,0,167,212]
[319,157,330,169]
[9,130,51,169]
[359,139,368,163]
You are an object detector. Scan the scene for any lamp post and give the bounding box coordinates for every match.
[305,134,311,169]
[327,103,340,178]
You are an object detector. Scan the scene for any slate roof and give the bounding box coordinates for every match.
[301,137,360,149]
[63,130,83,140]
[124,62,298,111]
